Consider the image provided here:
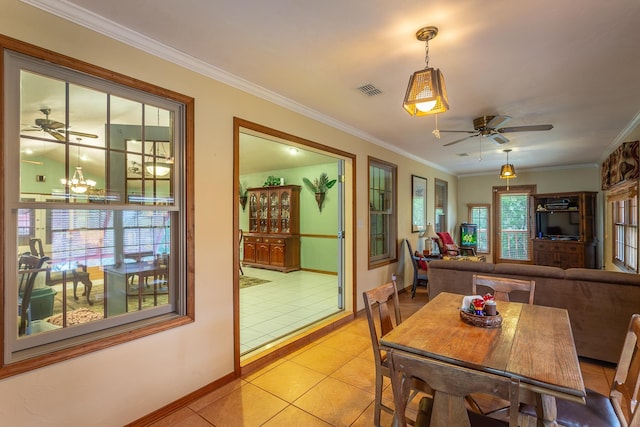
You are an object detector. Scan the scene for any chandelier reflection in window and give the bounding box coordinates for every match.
[144,141,173,177]
[61,144,96,194]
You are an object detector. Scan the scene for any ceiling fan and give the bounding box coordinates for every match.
[440,115,553,147]
[21,108,99,141]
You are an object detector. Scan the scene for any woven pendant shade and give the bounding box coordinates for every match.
[403,68,449,116]
[499,163,516,179]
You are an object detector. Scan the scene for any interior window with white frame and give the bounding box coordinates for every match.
[2,38,193,377]
[613,193,638,272]
[468,204,490,253]
[368,157,397,267]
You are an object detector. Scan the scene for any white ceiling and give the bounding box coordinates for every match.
[25,0,640,176]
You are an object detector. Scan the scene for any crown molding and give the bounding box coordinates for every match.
[21,0,453,176]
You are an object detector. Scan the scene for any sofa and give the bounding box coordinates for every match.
[427,260,640,364]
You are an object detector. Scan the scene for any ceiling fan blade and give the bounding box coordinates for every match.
[68,130,99,138]
[22,159,43,165]
[48,130,66,141]
[35,118,65,130]
[485,115,512,129]
[437,130,477,134]
[443,133,479,147]
[499,124,554,133]
[485,133,510,145]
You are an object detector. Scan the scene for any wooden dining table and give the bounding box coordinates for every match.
[380,292,586,426]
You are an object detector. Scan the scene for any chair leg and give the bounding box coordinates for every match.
[374,371,383,426]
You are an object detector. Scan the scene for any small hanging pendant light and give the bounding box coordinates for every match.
[499,149,517,190]
[403,26,449,116]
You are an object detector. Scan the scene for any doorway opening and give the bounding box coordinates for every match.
[233,118,355,368]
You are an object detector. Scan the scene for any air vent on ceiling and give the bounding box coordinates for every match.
[357,84,383,97]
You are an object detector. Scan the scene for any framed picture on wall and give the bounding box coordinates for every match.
[411,175,427,233]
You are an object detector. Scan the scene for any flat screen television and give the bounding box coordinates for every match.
[536,211,580,240]
[460,223,477,247]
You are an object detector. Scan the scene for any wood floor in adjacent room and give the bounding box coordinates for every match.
[145,288,616,427]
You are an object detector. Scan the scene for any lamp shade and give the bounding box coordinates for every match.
[402,68,449,116]
[499,164,517,179]
[425,223,438,239]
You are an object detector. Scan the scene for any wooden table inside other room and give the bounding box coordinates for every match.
[380,292,585,426]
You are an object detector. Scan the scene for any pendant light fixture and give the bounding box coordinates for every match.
[403,26,449,116]
[499,149,517,190]
[61,143,96,194]
[144,108,173,177]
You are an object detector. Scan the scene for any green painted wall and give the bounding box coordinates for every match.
[240,162,339,272]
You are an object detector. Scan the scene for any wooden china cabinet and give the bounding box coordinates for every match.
[243,185,301,272]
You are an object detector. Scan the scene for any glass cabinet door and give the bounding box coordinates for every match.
[280,190,291,233]
[259,191,268,232]
[269,191,279,233]
[249,193,258,232]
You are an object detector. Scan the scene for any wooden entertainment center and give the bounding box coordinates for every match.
[532,191,597,269]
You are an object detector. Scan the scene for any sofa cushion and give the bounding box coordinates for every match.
[428,259,495,273]
[494,263,565,279]
[565,268,640,286]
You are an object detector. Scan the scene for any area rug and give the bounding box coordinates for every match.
[239,276,270,289]
[51,281,170,319]
[47,308,103,326]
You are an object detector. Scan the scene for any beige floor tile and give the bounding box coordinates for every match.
[290,341,357,375]
[251,360,327,402]
[242,357,286,382]
[351,401,394,427]
[188,378,245,412]
[197,382,287,427]
[357,347,375,362]
[293,376,374,427]
[321,329,372,357]
[148,407,212,427]
[330,355,377,393]
[262,404,333,426]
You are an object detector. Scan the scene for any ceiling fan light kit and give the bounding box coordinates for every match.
[403,26,449,116]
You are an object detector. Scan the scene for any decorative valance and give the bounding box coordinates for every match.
[601,140,639,190]
[606,181,638,203]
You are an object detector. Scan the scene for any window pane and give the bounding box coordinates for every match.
[6,49,187,364]
[16,208,174,342]
[368,158,396,265]
[470,206,489,253]
[499,194,530,260]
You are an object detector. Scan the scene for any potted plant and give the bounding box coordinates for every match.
[302,173,336,211]
[239,183,248,211]
[263,175,281,187]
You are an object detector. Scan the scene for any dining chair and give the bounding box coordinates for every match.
[18,254,48,336]
[472,274,535,304]
[388,348,520,427]
[404,239,428,298]
[520,313,640,427]
[363,278,431,426]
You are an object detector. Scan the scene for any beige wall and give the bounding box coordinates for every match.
[457,166,602,264]
[0,1,456,425]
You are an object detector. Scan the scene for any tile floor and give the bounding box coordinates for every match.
[240,267,341,355]
[147,288,617,426]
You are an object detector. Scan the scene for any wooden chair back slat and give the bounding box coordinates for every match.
[472,274,536,304]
